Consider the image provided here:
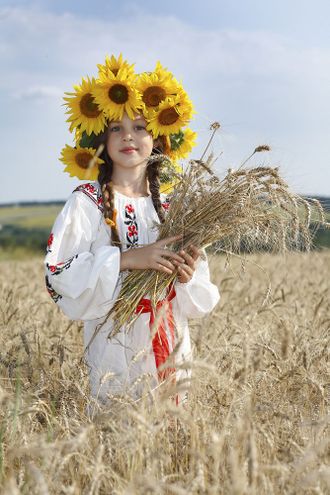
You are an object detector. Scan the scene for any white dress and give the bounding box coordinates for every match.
[44,182,220,404]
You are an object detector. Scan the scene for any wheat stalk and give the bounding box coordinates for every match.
[105,152,328,337]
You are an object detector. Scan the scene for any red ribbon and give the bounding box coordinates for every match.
[135,285,176,382]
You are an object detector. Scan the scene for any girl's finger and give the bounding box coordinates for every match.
[179,250,195,268]
[158,249,185,263]
[179,264,193,276]
[177,265,193,282]
[155,263,173,274]
[190,245,201,261]
[156,258,175,271]
[156,235,182,247]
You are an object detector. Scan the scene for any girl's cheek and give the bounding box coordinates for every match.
[143,139,154,155]
[106,137,116,155]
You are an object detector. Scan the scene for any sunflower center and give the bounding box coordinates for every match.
[158,107,179,126]
[142,86,166,107]
[79,93,102,118]
[108,84,129,104]
[75,152,93,169]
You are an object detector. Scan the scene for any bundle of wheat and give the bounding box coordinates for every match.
[103,144,328,337]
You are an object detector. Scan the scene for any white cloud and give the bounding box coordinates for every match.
[13,85,63,100]
[1,5,329,201]
[2,6,329,81]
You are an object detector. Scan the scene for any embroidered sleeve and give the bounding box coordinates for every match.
[73,182,104,212]
[44,188,121,321]
[46,232,54,254]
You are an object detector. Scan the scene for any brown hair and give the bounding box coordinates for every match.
[92,128,166,251]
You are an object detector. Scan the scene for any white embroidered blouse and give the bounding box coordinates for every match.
[44,182,220,404]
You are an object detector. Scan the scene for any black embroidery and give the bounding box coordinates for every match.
[46,255,78,276]
[45,275,62,303]
[74,183,104,212]
[124,204,139,248]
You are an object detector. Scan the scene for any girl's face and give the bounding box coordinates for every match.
[106,113,154,172]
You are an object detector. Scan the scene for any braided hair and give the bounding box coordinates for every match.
[147,149,166,224]
[92,128,166,251]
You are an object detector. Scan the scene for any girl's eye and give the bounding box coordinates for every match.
[109,126,120,132]
[135,125,146,131]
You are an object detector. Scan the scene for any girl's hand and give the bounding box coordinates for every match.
[120,235,185,274]
[176,245,201,284]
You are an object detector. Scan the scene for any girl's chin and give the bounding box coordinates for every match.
[112,159,149,170]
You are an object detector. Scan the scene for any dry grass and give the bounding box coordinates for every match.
[0,251,329,494]
[109,158,329,334]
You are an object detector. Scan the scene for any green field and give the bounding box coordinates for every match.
[0,201,329,260]
[0,204,63,229]
[0,204,63,259]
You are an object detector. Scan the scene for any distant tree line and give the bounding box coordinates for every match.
[1,197,329,210]
[0,200,65,208]
[0,198,329,254]
[0,223,329,255]
[0,225,51,252]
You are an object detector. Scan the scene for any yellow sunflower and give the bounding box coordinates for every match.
[60,145,104,180]
[92,67,141,121]
[169,128,197,160]
[153,61,179,86]
[74,127,83,144]
[136,62,183,117]
[146,95,194,138]
[63,77,107,136]
[97,53,135,78]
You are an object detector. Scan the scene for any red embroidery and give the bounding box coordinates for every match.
[84,183,95,193]
[46,232,54,253]
[47,233,54,247]
[161,196,171,212]
[125,204,134,214]
[124,203,138,248]
[128,225,138,237]
[74,183,104,212]
[46,256,78,276]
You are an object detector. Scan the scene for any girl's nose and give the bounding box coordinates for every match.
[123,129,133,141]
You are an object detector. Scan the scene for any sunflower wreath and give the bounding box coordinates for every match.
[60,54,197,187]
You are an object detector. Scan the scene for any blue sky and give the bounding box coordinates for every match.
[1,0,330,202]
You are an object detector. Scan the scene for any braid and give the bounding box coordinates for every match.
[93,130,167,245]
[147,159,165,224]
[93,132,122,250]
[102,180,121,248]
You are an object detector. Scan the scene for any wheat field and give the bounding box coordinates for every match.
[0,251,329,494]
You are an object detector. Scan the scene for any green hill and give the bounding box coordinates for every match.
[0,198,329,260]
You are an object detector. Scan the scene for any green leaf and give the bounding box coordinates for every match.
[169,130,185,151]
[79,131,96,149]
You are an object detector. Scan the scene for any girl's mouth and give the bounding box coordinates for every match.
[120,147,137,154]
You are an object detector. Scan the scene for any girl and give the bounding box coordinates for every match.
[45,55,220,406]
